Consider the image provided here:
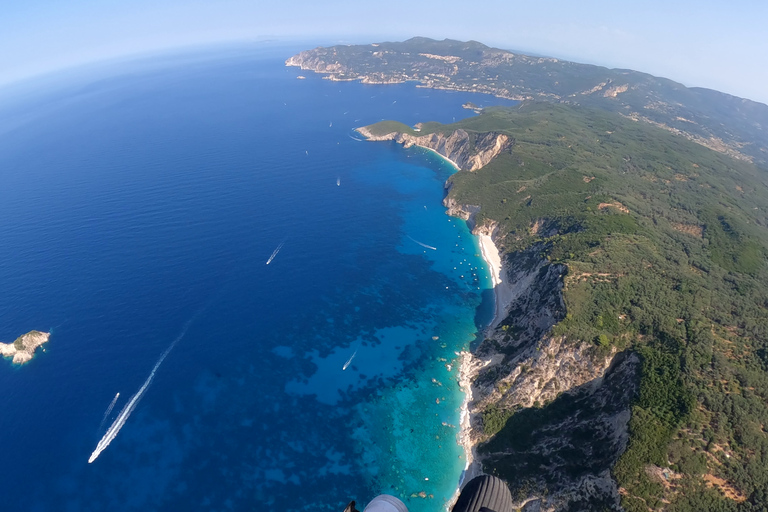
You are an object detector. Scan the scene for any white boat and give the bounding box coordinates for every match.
[343,350,357,370]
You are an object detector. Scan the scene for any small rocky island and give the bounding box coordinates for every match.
[0,331,50,365]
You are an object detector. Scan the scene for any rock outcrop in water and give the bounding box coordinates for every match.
[1,330,50,365]
[355,126,512,172]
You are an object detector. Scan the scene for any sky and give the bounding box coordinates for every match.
[1,0,767,104]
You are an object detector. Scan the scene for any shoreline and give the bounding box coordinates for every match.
[357,122,505,506]
[354,126,462,171]
[452,233,510,505]
[0,331,50,365]
[478,234,514,330]
[418,145,460,171]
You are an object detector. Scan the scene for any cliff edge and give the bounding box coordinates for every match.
[356,125,512,172]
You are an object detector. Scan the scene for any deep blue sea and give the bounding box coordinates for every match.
[0,44,515,512]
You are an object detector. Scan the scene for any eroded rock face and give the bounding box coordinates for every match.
[356,127,513,172]
[459,244,638,511]
[479,352,639,512]
[443,194,481,229]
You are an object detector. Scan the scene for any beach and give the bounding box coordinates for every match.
[478,234,515,329]
[452,233,512,504]
[419,146,460,170]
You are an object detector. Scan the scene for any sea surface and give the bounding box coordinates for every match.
[0,44,515,512]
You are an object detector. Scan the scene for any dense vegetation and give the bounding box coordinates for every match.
[432,103,768,510]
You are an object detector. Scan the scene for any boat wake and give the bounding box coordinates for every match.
[343,350,357,370]
[97,392,120,433]
[88,317,196,463]
[347,134,363,142]
[407,235,437,251]
[266,242,285,265]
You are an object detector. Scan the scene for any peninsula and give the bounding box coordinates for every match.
[1,330,50,365]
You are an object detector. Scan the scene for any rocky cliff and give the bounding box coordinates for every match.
[356,127,512,172]
[457,234,638,511]
[1,330,50,365]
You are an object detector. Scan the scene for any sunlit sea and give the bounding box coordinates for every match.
[0,44,514,512]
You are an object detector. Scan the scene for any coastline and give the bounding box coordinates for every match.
[456,351,481,483]
[418,145,460,171]
[453,233,509,503]
[356,123,508,506]
[478,234,514,330]
[354,126,461,171]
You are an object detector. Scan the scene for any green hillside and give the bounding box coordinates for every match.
[436,103,768,510]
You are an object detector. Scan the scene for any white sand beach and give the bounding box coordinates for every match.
[478,234,515,329]
[452,234,514,504]
[420,146,460,170]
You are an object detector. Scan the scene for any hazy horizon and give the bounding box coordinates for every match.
[1,1,766,105]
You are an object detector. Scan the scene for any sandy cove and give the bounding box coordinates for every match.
[478,235,516,330]
[418,146,460,171]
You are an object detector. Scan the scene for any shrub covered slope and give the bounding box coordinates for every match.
[439,103,768,511]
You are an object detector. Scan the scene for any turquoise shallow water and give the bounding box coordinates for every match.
[0,44,514,511]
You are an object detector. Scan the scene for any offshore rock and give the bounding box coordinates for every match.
[0,330,50,365]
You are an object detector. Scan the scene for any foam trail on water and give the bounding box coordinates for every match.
[407,235,437,251]
[88,318,195,463]
[97,392,120,433]
[342,350,357,370]
[266,241,285,265]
